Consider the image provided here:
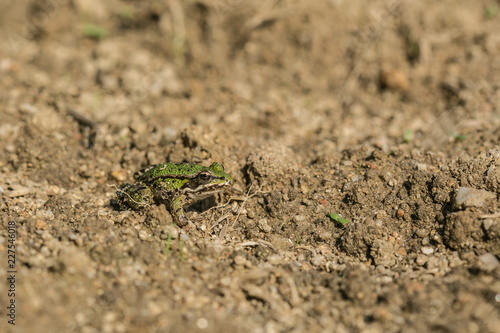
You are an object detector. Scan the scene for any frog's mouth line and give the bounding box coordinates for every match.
[185,182,231,200]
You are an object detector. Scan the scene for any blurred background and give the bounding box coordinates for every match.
[1,0,498,160]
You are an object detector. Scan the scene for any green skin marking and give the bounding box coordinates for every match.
[117,162,233,226]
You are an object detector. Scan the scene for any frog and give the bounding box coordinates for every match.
[116,162,233,226]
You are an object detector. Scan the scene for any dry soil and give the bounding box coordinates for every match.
[0,1,499,332]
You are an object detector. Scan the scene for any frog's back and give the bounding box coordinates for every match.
[135,163,204,181]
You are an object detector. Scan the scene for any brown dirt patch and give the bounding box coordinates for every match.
[1,1,499,332]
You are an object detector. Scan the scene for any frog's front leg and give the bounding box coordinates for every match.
[169,195,189,227]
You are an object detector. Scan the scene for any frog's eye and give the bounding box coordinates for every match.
[198,171,211,181]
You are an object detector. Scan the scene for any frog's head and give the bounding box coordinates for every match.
[183,162,233,200]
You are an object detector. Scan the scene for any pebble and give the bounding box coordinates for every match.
[69,233,84,247]
[35,219,48,230]
[380,68,409,91]
[380,276,393,283]
[111,168,128,182]
[233,255,246,266]
[483,219,495,230]
[328,262,346,271]
[197,318,209,330]
[293,215,306,223]
[258,218,272,233]
[236,207,247,215]
[421,247,434,255]
[318,231,332,241]
[219,276,232,287]
[311,255,325,267]
[40,246,51,257]
[47,185,62,195]
[268,255,281,265]
[97,210,108,216]
[160,226,179,240]
[478,253,499,272]
[454,187,496,209]
[73,0,107,19]
[416,163,429,171]
[415,229,427,238]
[192,261,210,273]
[416,254,428,266]
[137,229,152,241]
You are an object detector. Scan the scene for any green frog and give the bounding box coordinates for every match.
[117,162,233,226]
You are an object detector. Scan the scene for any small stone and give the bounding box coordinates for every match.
[40,246,51,257]
[137,229,151,241]
[47,185,62,195]
[328,262,346,271]
[301,199,313,206]
[267,235,294,251]
[233,255,246,266]
[293,215,306,223]
[258,218,272,233]
[161,226,179,240]
[426,256,439,269]
[380,68,409,91]
[483,219,495,230]
[417,163,429,171]
[94,170,106,178]
[5,144,15,153]
[415,229,427,238]
[205,241,224,256]
[478,253,499,272]
[311,255,325,267]
[111,168,128,182]
[454,187,496,210]
[219,276,232,287]
[73,0,107,19]
[97,210,108,217]
[73,235,84,247]
[197,318,209,330]
[318,231,332,241]
[421,247,434,255]
[415,254,428,266]
[35,219,48,230]
[300,182,310,194]
[268,255,281,265]
[192,261,210,273]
